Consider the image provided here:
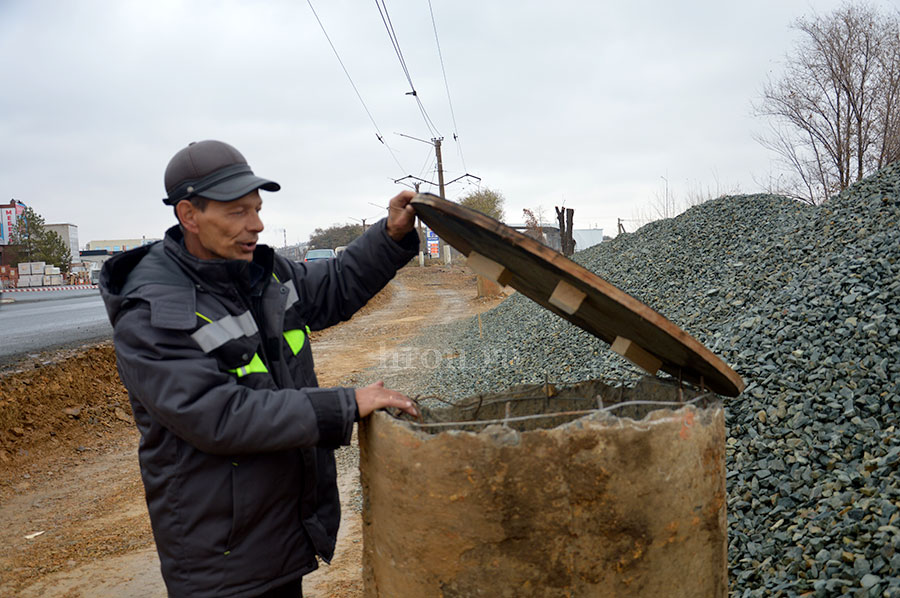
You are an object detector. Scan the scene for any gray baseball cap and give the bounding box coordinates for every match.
[162,140,280,206]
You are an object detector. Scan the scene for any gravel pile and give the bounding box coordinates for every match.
[411,163,900,596]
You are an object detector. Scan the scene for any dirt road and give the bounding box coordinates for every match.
[0,265,503,597]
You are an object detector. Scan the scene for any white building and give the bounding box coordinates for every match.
[572,229,605,252]
[87,237,159,252]
[46,223,80,260]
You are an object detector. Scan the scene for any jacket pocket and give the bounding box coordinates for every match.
[225,461,245,552]
[212,333,263,374]
[221,452,308,579]
[315,447,339,525]
[297,447,341,561]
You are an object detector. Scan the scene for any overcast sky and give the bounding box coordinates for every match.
[0,0,892,249]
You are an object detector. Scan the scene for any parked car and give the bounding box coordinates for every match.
[303,248,336,262]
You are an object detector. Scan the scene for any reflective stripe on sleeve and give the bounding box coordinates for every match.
[191,311,259,353]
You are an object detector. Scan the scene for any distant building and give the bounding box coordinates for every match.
[275,244,306,262]
[87,237,159,252]
[0,199,25,246]
[79,249,114,268]
[45,223,80,261]
[0,200,25,267]
[572,228,604,252]
[506,224,562,252]
[496,224,605,254]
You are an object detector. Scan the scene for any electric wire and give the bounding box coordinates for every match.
[417,147,435,182]
[375,0,413,89]
[427,0,467,172]
[373,0,441,138]
[306,0,407,173]
[374,0,436,135]
[432,172,445,196]
[414,95,441,137]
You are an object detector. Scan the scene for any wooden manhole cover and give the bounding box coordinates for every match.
[411,192,745,397]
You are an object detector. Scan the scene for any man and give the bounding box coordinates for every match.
[100,140,419,598]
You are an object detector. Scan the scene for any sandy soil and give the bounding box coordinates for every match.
[0,265,505,598]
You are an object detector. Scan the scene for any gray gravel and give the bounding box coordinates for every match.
[390,162,900,596]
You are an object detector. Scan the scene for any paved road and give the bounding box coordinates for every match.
[0,289,111,365]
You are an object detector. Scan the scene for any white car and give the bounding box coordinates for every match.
[303,249,336,262]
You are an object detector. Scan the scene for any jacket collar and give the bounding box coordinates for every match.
[163,225,274,296]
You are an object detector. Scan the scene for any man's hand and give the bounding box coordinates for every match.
[385,190,417,242]
[356,381,418,419]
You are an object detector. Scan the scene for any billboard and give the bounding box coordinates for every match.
[424,225,440,258]
[0,206,16,245]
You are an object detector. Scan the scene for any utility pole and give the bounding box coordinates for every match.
[392,132,480,264]
[434,137,446,198]
[393,133,478,198]
[271,227,287,251]
[412,182,426,255]
[432,137,451,261]
[660,173,669,218]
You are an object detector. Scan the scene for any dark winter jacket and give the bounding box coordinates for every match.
[99,221,417,598]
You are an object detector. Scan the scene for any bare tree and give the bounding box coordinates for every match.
[521,208,544,241]
[681,173,742,211]
[649,184,676,220]
[875,19,900,169]
[530,204,548,227]
[555,206,575,256]
[755,4,900,204]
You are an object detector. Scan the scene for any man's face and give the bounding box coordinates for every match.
[182,191,264,261]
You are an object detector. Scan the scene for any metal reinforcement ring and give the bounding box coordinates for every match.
[393,388,717,430]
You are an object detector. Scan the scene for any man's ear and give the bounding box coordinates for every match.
[176,200,200,234]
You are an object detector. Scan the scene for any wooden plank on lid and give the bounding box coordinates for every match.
[410,192,745,397]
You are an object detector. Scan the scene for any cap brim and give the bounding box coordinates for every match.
[198,173,281,201]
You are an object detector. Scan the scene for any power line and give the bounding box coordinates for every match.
[375,0,413,89]
[373,0,441,138]
[417,146,435,181]
[306,0,406,173]
[414,95,441,137]
[426,0,467,172]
